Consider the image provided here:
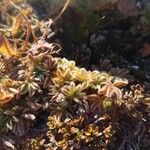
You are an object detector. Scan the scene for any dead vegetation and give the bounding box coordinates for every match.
[0,0,149,150]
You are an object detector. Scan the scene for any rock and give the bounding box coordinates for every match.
[118,0,139,17]
[29,0,119,18]
[143,0,150,5]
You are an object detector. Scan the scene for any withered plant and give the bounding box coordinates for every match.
[0,1,149,150]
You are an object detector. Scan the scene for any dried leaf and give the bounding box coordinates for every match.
[3,140,15,150]
[0,88,15,106]
[0,94,14,106]
[22,114,36,120]
[0,34,19,57]
[12,0,24,4]
[99,79,125,99]
[106,86,122,99]
[87,94,101,101]
[87,94,105,112]
[143,97,150,105]
[11,8,31,36]
[113,78,128,87]
[27,101,42,110]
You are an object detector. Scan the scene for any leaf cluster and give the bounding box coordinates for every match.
[0,1,149,150]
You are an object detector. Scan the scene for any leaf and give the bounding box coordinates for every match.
[113,78,128,87]
[12,0,24,4]
[11,8,31,36]
[0,34,19,57]
[87,94,105,112]
[0,91,14,106]
[87,94,101,101]
[99,84,108,95]
[143,97,150,105]
[22,114,36,120]
[3,140,15,150]
[0,87,18,106]
[106,86,122,99]
[99,80,124,99]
